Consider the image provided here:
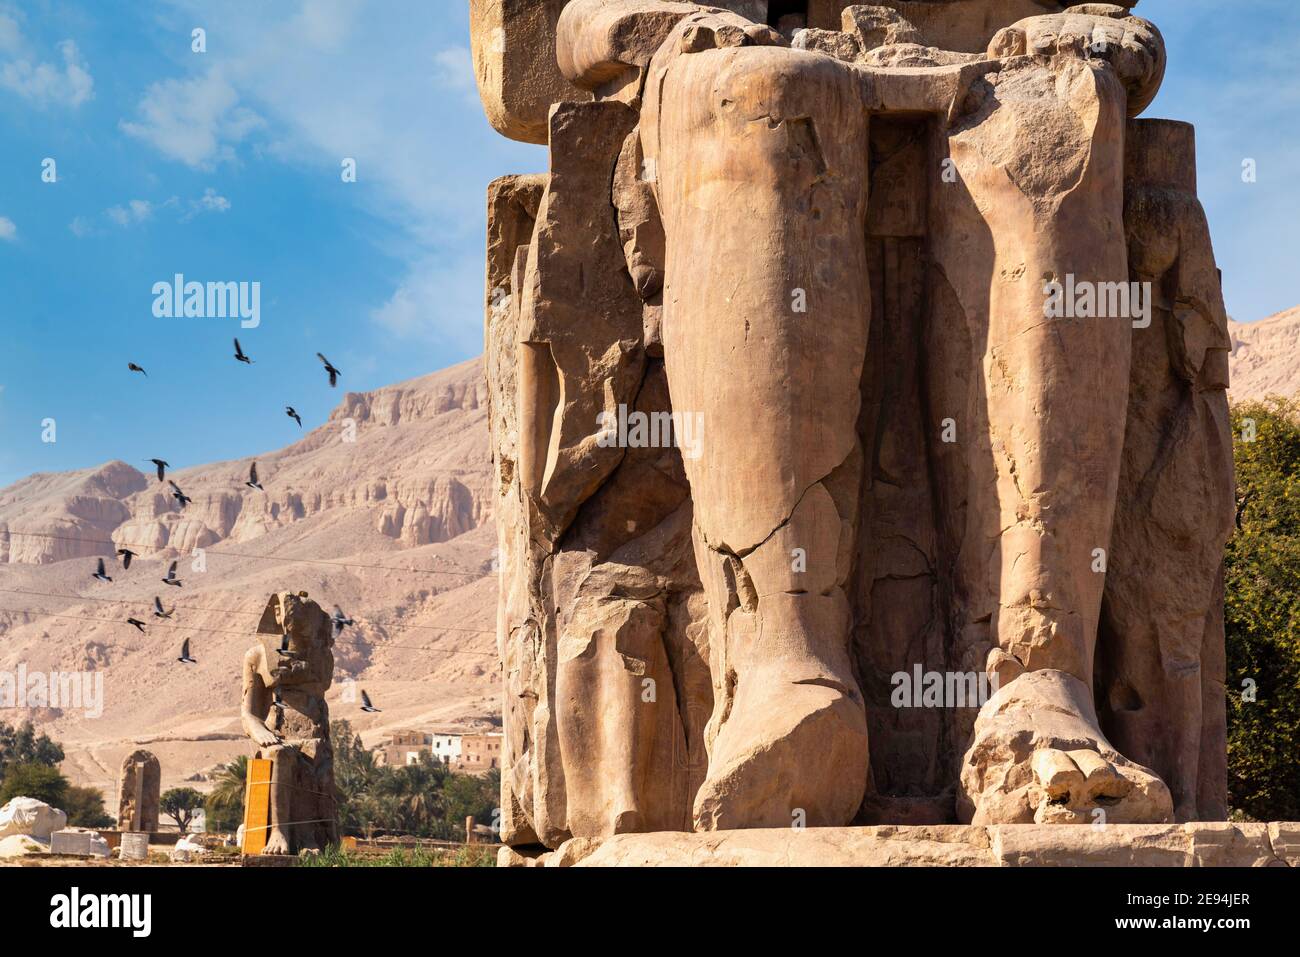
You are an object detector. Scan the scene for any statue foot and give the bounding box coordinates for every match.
[262,830,291,855]
[958,669,1173,825]
[693,664,868,831]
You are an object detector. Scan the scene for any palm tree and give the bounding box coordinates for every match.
[332,721,383,837]
[207,755,248,826]
[396,757,448,835]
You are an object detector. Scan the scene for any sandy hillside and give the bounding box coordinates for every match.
[1228,306,1300,403]
[0,357,500,799]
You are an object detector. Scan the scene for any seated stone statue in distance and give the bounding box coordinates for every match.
[240,591,339,854]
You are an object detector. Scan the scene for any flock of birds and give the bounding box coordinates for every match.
[104,339,382,712]
[129,340,339,432]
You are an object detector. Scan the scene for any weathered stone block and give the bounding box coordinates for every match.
[50,828,110,858]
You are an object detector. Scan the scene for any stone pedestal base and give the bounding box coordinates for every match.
[49,829,110,858]
[501,823,1300,867]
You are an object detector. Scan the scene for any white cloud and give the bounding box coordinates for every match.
[70,189,232,236]
[105,199,153,227]
[126,0,540,350]
[177,187,231,222]
[128,2,523,230]
[0,11,21,54]
[0,37,93,107]
[0,216,16,241]
[290,0,354,50]
[370,252,484,353]
[121,71,263,168]
[432,47,478,104]
[191,187,230,214]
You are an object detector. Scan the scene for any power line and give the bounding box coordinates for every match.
[0,587,497,637]
[0,529,488,578]
[0,607,498,658]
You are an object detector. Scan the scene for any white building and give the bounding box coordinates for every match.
[431,732,463,764]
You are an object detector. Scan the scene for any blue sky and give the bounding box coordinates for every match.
[0,0,1295,487]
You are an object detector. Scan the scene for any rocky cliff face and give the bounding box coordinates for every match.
[0,360,493,566]
[0,358,500,796]
[1228,306,1300,403]
[0,462,148,565]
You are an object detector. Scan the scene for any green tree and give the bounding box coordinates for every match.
[439,768,499,841]
[374,755,450,836]
[63,784,113,828]
[328,721,502,840]
[1226,398,1300,820]
[160,787,204,832]
[0,761,69,807]
[0,721,64,781]
[332,719,384,837]
[205,755,248,832]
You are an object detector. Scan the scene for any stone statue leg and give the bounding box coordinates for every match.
[262,744,294,854]
[652,45,871,829]
[941,58,1174,824]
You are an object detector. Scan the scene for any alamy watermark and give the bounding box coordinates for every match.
[50,887,150,937]
[596,404,704,461]
[891,666,1000,709]
[152,274,261,328]
[0,665,103,718]
[1043,274,1152,329]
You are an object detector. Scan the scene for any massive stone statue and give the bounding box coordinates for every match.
[240,591,338,854]
[474,1,1233,851]
[116,749,160,832]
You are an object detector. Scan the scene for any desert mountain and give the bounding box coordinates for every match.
[1228,306,1300,403]
[0,357,500,797]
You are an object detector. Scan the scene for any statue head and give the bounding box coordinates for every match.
[255,591,333,692]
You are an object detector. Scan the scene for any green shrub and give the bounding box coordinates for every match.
[1226,398,1300,820]
[0,761,68,807]
[63,784,113,828]
[0,721,63,781]
[297,844,496,867]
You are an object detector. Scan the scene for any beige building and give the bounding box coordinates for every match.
[378,730,432,767]
[376,729,502,772]
[456,732,503,772]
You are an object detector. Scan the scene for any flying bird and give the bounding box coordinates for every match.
[126,618,146,633]
[162,561,183,588]
[360,689,381,713]
[285,406,302,428]
[233,338,253,364]
[128,362,147,376]
[92,558,113,583]
[246,461,263,491]
[177,639,196,664]
[152,596,173,620]
[331,606,354,636]
[148,459,169,482]
[117,548,137,570]
[169,480,192,508]
[316,353,341,388]
[276,632,293,657]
